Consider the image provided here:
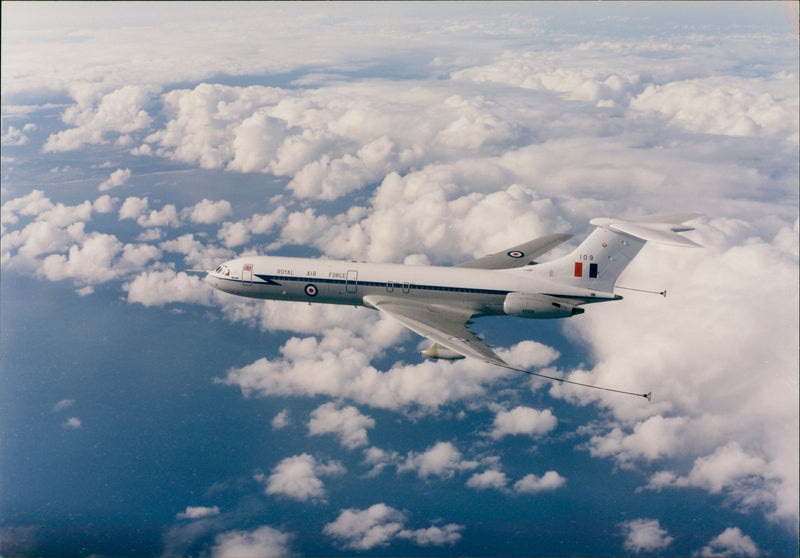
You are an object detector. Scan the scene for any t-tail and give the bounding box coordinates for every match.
[538,213,702,294]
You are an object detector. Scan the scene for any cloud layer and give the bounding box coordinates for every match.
[1,3,797,557]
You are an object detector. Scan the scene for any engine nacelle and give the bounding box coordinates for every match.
[421,343,465,360]
[503,292,584,319]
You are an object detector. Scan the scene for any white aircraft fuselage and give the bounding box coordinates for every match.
[205,213,701,365]
[206,256,606,315]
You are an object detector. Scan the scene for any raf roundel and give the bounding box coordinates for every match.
[507,251,525,259]
[304,284,318,297]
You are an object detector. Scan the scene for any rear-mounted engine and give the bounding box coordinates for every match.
[503,292,584,319]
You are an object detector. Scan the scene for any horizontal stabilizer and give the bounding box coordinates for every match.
[458,233,573,269]
[590,214,702,248]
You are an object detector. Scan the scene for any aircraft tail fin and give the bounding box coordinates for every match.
[536,213,702,294]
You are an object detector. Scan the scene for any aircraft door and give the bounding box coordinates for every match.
[242,264,253,286]
[346,270,358,293]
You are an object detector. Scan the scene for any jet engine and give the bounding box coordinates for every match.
[503,292,584,319]
[421,343,465,360]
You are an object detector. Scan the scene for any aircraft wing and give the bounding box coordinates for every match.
[363,295,505,365]
[456,233,573,269]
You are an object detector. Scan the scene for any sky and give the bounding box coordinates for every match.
[1,2,798,557]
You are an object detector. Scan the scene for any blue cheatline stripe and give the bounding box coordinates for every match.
[216,274,611,302]
[254,273,511,296]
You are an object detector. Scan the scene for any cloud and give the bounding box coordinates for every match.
[555,220,799,525]
[176,506,220,520]
[324,503,405,550]
[323,503,463,550]
[451,51,642,106]
[512,471,566,494]
[271,409,290,430]
[182,198,232,224]
[62,417,82,429]
[1,123,35,145]
[362,446,401,478]
[211,525,293,558]
[98,168,131,191]
[397,523,464,546]
[53,399,75,412]
[259,453,345,503]
[466,469,508,491]
[490,406,557,439]
[620,518,674,554]
[642,442,780,519]
[216,332,512,412]
[93,194,116,214]
[1,189,54,228]
[399,441,479,480]
[43,85,159,152]
[118,196,149,221]
[118,196,179,227]
[217,207,286,249]
[39,233,123,285]
[159,233,234,270]
[307,402,375,449]
[124,269,214,307]
[694,527,760,557]
[588,415,690,465]
[629,77,799,140]
[2,6,797,550]
[137,204,179,228]
[1,191,162,292]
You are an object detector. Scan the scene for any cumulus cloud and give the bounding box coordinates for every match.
[211,525,292,558]
[259,453,345,503]
[124,269,214,307]
[39,233,123,285]
[43,85,159,152]
[52,399,75,412]
[0,191,162,291]
[620,518,673,554]
[216,332,511,412]
[561,221,799,524]
[694,527,760,557]
[98,168,131,191]
[490,406,557,439]
[118,196,149,221]
[323,503,463,550]
[217,207,286,249]
[629,77,799,140]
[159,233,234,270]
[62,417,82,429]
[1,123,35,145]
[182,198,232,224]
[466,469,508,491]
[362,446,401,478]
[324,503,405,550]
[399,441,479,480]
[176,506,220,520]
[93,194,116,213]
[308,402,375,449]
[137,204,179,228]
[271,409,290,430]
[398,523,464,547]
[2,6,797,551]
[117,196,179,228]
[1,189,54,229]
[642,442,781,520]
[512,471,566,494]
